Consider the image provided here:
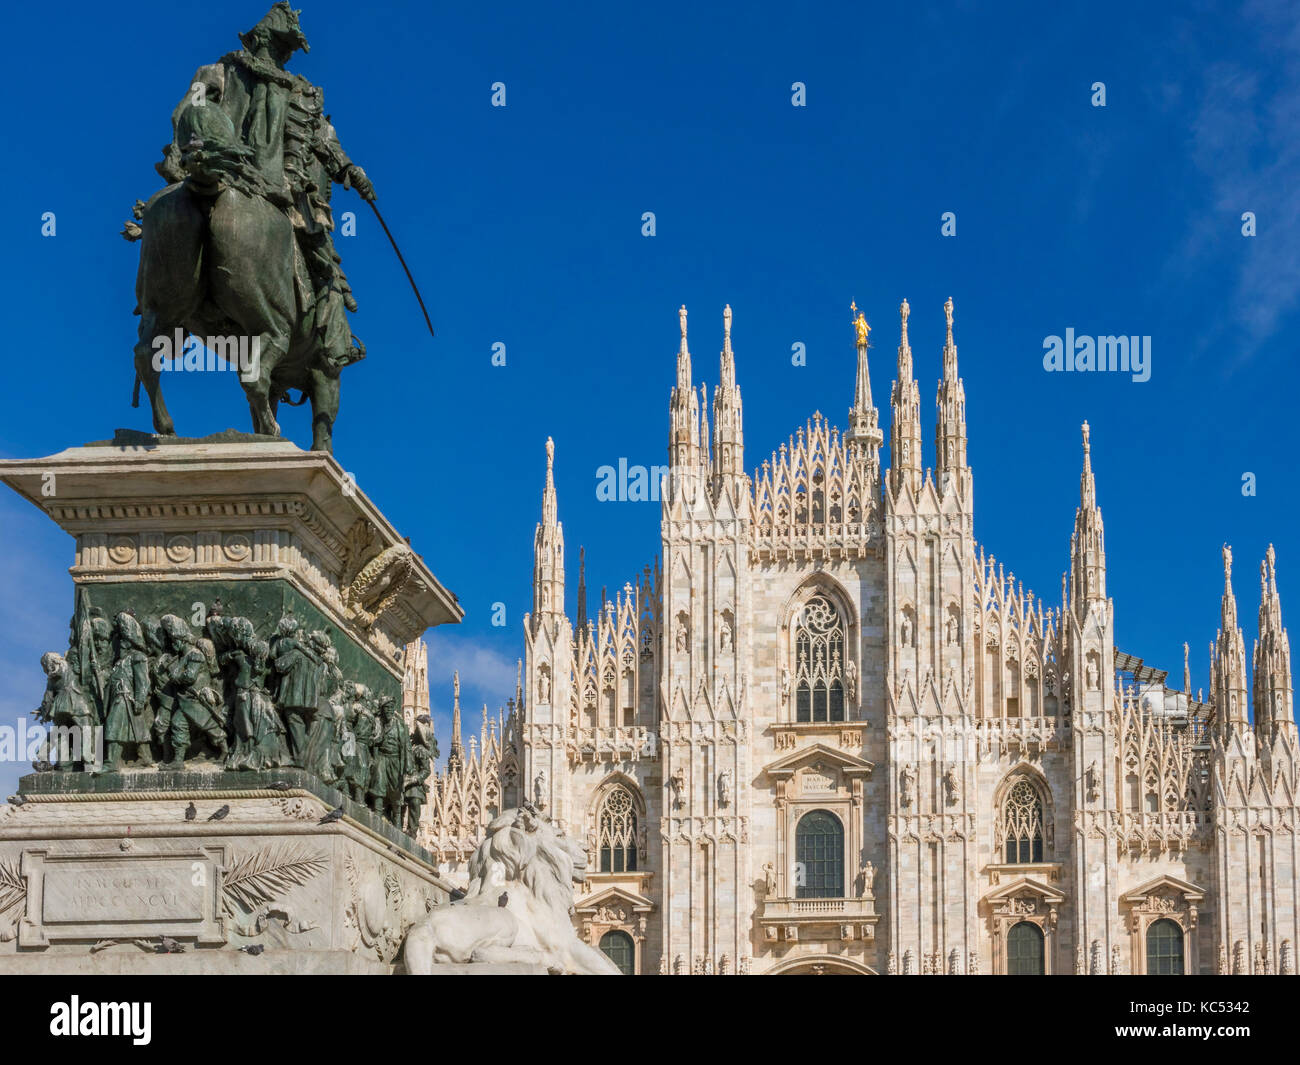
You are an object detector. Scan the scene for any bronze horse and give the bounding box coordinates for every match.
[129,85,362,453]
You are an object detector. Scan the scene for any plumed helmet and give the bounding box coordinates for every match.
[240,2,310,55]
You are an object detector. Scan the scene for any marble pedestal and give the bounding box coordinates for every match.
[0,768,452,973]
[0,433,465,973]
[0,431,462,703]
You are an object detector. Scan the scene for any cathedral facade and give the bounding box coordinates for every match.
[426,299,1300,976]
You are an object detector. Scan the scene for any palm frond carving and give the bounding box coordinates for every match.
[0,860,25,915]
[221,845,327,912]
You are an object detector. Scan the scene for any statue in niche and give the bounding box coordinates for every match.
[405,715,434,835]
[1085,658,1099,691]
[1085,760,1099,802]
[104,612,154,770]
[33,652,96,771]
[845,659,857,703]
[675,621,688,653]
[719,620,732,651]
[780,666,791,703]
[943,764,959,805]
[367,694,409,822]
[155,614,227,769]
[944,615,958,647]
[717,769,732,808]
[900,612,913,648]
[533,768,548,809]
[537,669,550,703]
[668,766,685,809]
[861,861,875,897]
[763,862,777,896]
[900,763,916,808]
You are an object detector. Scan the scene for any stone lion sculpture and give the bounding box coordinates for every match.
[403,804,621,975]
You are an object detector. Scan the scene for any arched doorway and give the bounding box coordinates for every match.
[599,930,635,975]
[1146,918,1184,975]
[795,809,844,898]
[1007,921,1044,975]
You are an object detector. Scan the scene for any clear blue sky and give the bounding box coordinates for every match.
[1,0,1296,791]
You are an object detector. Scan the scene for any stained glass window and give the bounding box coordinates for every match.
[794,594,847,723]
[1001,779,1045,864]
[598,786,638,873]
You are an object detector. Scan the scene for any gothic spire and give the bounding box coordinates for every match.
[846,300,882,462]
[448,671,464,771]
[1254,544,1294,740]
[669,305,700,470]
[531,437,565,631]
[576,545,588,642]
[1214,543,1250,733]
[1070,422,1106,612]
[934,296,968,487]
[889,298,922,496]
[712,304,745,492]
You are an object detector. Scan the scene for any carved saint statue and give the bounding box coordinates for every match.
[668,766,685,809]
[675,622,688,653]
[943,765,959,805]
[533,768,548,809]
[900,763,916,808]
[845,659,858,703]
[762,862,777,896]
[944,615,958,647]
[1085,658,1099,691]
[900,612,913,648]
[717,768,732,808]
[537,669,550,704]
[861,861,875,897]
[780,666,791,703]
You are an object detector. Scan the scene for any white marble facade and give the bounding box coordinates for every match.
[426,300,1300,976]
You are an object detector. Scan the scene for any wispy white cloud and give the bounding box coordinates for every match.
[1173,0,1300,364]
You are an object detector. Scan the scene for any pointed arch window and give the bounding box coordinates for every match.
[597,786,638,873]
[794,594,846,723]
[1000,778,1046,864]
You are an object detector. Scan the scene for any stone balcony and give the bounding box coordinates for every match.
[758,894,880,942]
[566,726,657,763]
[974,715,1070,755]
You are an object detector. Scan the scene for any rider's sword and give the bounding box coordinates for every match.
[368,199,435,338]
